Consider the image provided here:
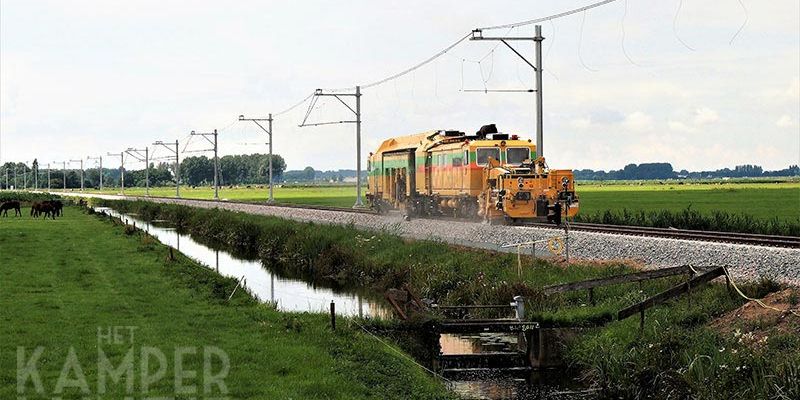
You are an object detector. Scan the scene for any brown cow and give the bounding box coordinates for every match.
[30,202,56,219]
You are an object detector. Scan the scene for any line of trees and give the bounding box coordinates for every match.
[0,153,286,189]
[574,163,800,181]
[282,167,360,183]
[3,158,797,189]
[180,154,286,186]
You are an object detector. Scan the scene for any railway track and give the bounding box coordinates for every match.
[154,197,800,248]
[47,191,799,248]
[525,221,800,248]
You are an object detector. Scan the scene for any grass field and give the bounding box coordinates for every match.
[0,206,451,399]
[75,180,800,222]
[86,185,359,207]
[577,181,800,221]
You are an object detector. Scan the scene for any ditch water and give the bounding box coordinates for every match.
[96,207,388,317]
[96,207,586,400]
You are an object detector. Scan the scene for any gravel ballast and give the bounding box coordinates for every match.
[62,193,800,286]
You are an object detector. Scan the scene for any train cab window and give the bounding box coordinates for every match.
[476,148,501,166]
[506,148,531,165]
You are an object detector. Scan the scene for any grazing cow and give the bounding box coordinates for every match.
[30,202,56,219]
[0,201,21,217]
[49,200,63,217]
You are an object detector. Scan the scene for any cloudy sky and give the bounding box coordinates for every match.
[1,0,798,172]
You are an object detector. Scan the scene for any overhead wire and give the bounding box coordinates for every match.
[578,11,599,72]
[540,20,559,81]
[274,2,626,122]
[275,91,316,117]
[729,0,748,45]
[235,0,756,137]
[218,118,238,132]
[673,0,696,51]
[620,0,642,67]
[477,0,620,30]
[360,32,473,89]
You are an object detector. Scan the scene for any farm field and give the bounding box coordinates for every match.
[0,206,451,400]
[73,180,800,222]
[84,185,359,207]
[577,181,800,221]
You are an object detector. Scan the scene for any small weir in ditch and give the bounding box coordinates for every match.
[96,207,588,399]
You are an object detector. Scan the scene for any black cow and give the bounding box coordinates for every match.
[0,201,21,217]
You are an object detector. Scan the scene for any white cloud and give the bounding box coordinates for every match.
[668,120,696,133]
[776,115,797,128]
[622,112,654,132]
[693,107,719,125]
[569,117,592,129]
[787,77,800,98]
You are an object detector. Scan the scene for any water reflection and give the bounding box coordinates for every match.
[97,207,388,317]
[440,333,520,355]
[439,333,586,399]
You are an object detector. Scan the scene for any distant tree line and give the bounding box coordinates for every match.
[574,163,800,181]
[3,158,797,189]
[180,154,286,186]
[282,167,360,183]
[0,153,286,189]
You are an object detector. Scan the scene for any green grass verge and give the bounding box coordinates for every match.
[569,282,800,399]
[91,199,800,399]
[0,206,453,399]
[85,185,361,207]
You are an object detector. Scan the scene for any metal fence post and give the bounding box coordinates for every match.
[513,295,525,321]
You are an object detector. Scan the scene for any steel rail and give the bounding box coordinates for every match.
[523,221,800,248]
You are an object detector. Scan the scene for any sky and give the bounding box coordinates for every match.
[1,0,798,172]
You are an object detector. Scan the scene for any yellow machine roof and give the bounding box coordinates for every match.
[374,131,438,153]
[374,130,537,155]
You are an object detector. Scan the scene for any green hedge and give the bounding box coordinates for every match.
[0,191,62,204]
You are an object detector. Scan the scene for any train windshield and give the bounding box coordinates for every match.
[506,148,530,165]
[476,148,501,165]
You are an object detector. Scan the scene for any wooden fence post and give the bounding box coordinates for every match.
[330,301,336,330]
[639,309,645,334]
